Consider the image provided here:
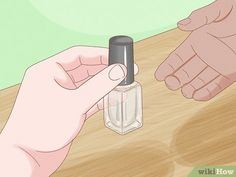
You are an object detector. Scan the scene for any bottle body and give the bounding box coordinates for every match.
[104,81,143,135]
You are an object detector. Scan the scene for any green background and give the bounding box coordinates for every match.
[0,0,214,90]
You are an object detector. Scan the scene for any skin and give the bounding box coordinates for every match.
[0,46,128,177]
[155,0,236,101]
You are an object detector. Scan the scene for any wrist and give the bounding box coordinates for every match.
[0,135,40,177]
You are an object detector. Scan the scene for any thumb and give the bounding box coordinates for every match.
[75,64,127,112]
[177,0,233,31]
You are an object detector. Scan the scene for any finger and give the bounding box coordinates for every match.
[74,63,136,118]
[80,55,108,65]
[193,75,232,101]
[85,88,130,119]
[134,63,139,75]
[53,46,108,71]
[68,65,107,83]
[85,79,133,119]
[155,38,196,81]
[165,55,207,90]
[74,64,127,113]
[54,62,77,89]
[181,67,220,98]
[67,65,89,83]
[85,100,103,119]
[74,76,92,88]
[178,0,233,31]
[69,63,138,84]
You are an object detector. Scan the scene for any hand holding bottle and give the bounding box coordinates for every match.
[155,0,236,101]
[0,46,128,177]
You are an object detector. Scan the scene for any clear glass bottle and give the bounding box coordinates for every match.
[104,81,142,135]
[104,36,143,135]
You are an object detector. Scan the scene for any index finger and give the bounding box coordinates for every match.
[52,46,108,71]
[155,37,196,81]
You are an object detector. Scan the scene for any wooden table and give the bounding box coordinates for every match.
[1,29,236,177]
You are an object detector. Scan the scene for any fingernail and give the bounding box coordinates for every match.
[178,18,191,26]
[134,63,139,75]
[182,85,195,99]
[165,76,181,91]
[193,89,211,101]
[109,64,126,81]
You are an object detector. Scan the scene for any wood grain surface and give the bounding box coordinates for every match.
[1,29,236,177]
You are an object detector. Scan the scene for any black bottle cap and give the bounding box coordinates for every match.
[109,36,134,86]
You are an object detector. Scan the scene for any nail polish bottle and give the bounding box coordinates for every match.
[104,36,143,135]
